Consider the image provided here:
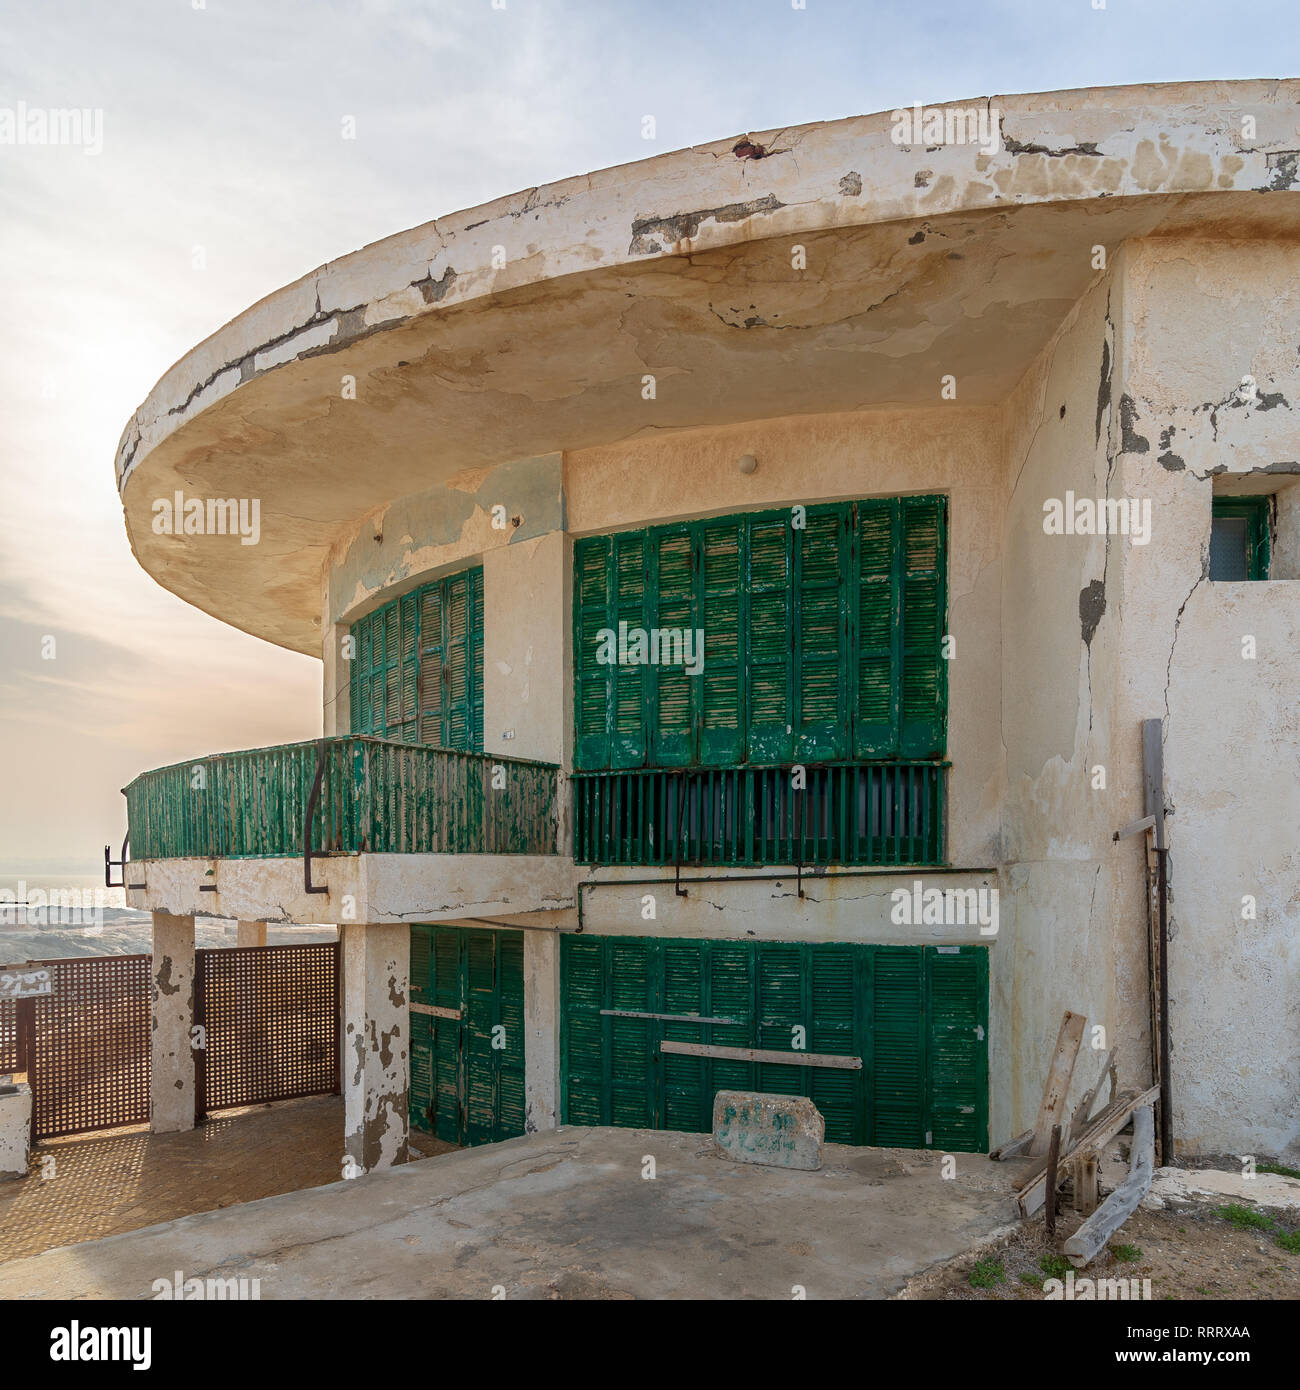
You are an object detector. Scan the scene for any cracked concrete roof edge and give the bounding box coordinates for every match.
[114,78,1300,495]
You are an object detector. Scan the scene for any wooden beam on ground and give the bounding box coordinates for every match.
[1029,1011,1087,1156]
[658,1040,862,1069]
[1063,1105,1155,1267]
[989,1129,1033,1161]
[1018,1084,1158,1217]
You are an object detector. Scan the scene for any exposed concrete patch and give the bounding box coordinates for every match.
[1143,1166,1300,1212]
[1078,578,1106,647]
[628,194,786,256]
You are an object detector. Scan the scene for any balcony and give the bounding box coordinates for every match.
[120,737,568,924]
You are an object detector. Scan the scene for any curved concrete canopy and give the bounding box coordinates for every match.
[115,80,1300,654]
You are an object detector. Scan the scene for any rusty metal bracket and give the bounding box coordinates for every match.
[304,738,329,896]
[673,770,688,898]
[795,782,805,899]
[105,834,147,891]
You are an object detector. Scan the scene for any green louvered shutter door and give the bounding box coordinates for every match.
[899,496,947,758]
[756,942,805,1097]
[795,507,851,760]
[611,532,649,768]
[574,537,612,770]
[871,945,926,1147]
[430,927,462,1144]
[708,941,756,1097]
[651,526,695,766]
[747,514,793,763]
[808,945,862,1143]
[608,939,656,1126]
[496,933,526,1138]
[396,592,419,743]
[409,926,434,1133]
[469,568,484,753]
[443,572,472,751]
[925,946,988,1153]
[462,931,496,1144]
[855,499,900,755]
[560,936,605,1123]
[382,601,401,739]
[418,584,444,746]
[699,519,744,765]
[661,939,706,1130]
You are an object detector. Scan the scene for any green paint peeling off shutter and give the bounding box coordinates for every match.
[560,937,988,1152]
[350,566,484,754]
[409,924,525,1147]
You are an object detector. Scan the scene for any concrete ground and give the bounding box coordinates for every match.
[0,1096,453,1263]
[0,1127,1026,1299]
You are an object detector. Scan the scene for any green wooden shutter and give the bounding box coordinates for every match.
[418,584,445,746]
[698,519,745,765]
[611,532,649,768]
[469,568,484,754]
[871,946,926,1147]
[747,514,793,763]
[899,496,947,758]
[574,536,612,770]
[755,942,805,1096]
[854,499,899,756]
[650,526,695,766]
[496,933,525,1137]
[462,930,499,1145]
[661,938,706,1130]
[396,592,419,743]
[795,506,850,761]
[443,572,472,751]
[409,926,434,1132]
[808,944,861,1143]
[430,927,462,1144]
[561,936,606,1124]
[925,945,988,1152]
[607,939,656,1125]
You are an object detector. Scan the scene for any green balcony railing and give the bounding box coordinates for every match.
[124,737,559,861]
[573,762,946,868]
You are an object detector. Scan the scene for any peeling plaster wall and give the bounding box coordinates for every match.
[997,264,1152,1144]
[341,921,410,1171]
[1115,238,1300,1159]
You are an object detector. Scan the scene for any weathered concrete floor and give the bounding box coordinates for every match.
[0,1127,1027,1300]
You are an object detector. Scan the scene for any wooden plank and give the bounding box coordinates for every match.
[1015,1094,1128,1190]
[989,1128,1033,1161]
[1029,1011,1087,1156]
[1070,1046,1117,1139]
[601,1009,743,1026]
[1064,1106,1155,1268]
[1044,1124,1062,1236]
[659,1040,862,1070]
[1019,1084,1158,1217]
[1072,1148,1100,1217]
[410,1002,461,1020]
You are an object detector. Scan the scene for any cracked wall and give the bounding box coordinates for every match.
[1115,237,1300,1159]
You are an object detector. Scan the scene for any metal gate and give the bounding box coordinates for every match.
[3,955,153,1141]
[194,941,340,1120]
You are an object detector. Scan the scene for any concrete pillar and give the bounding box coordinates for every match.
[236,921,267,948]
[150,911,196,1133]
[524,929,560,1133]
[341,922,409,1171]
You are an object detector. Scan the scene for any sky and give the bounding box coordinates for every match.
[2,0,1298,873]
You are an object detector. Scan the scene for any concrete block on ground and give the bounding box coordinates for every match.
[713,1090,824,1171]
[0,1082,32,1179]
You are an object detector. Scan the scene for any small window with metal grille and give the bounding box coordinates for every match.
[1209,495,1270,581]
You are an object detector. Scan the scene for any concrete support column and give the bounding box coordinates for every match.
[341,922,409,1172]
[524,929,560,1133]
[236,921,267,948]
[150,910,196,1134]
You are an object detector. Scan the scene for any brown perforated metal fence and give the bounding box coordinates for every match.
[28,955,152,1140]
[0,996,21,1073]
[194,942,340,1120]
[2,943,339,1138]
